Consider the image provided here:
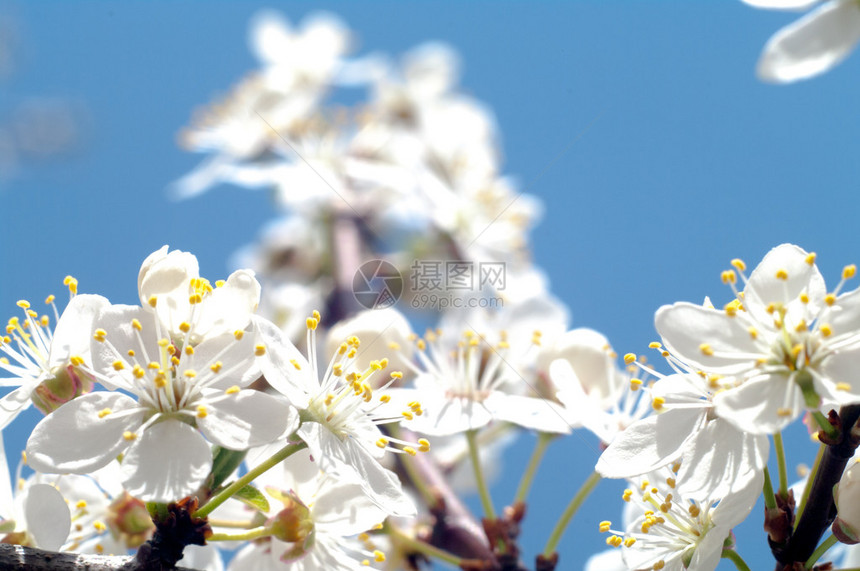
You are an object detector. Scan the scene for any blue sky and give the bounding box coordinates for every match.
[1,1,857,569]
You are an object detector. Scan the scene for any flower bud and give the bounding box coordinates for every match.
[266,488,315,562]
[833,462,860,544]
[107,492,155,548]
[31,365,94,415]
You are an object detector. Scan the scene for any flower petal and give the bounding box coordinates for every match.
[26,392,145,474]
[22,483,71,550]
[757,1,860,83]
[121,420,212,502]
[713,373,802,434]
[744,244,825,325]
[198,390,291,450]
[655,302,765,373]
[47,294,110,368]
[484,393,571,434]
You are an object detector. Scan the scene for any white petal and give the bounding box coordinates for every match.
[655,303,765,373]
[407,392,493,436]
[825,287,860,339]
[193,270,261,340]
[713,374,802,433]
[138,247,199,334]
[47,294,110,368]
[312,481,386,536]
[252,316,312,407]
[198,390,291,450]
[182,544,225,571]
[818,345,860,401]
[757,1,860,83]
[26,392,145,474]
[484,393,571,434]
[744,244,825,325]
[596,410,703,479]
[0,384,36,430]
[22,483,71,550]
[89,305,161,391]
[121,420,211,502]
[741,0,821,9]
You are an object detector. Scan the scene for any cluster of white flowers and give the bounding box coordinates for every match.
[5,9,860,571]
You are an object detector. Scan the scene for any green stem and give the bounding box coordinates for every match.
[804,533,838,570]
[206,518,257,529]
[387,522,463,567]
[721,548,752,571]
[515,433,554,504]
[763,466,777,510]
[465,429,495,519]
[795,442,825,529]
[812,411,840,441]
[193,441,307,519]
[208,526,272,542]
[543,470,602,558]
[773,431,789,499]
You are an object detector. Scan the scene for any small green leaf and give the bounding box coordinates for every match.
[209,446,247,491]
[233,484,270,513]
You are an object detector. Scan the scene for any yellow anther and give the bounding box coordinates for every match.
[648,342,661,349]
[791,344,803,360]
[795,320,808,333]
[233,330,244,340]
[844,265,857,280]
[225,385,240,394]
[599,521,612,533]
[215,280,225,288]
[45,295,55,305]
[402,411,414,421]
[623,353,637,364]
[666,477,676,488]
[799,292,809,304]
[418,438,431,452]
[416,339,426,351]
[376,438,389,449]
[183,345,194,356]
[836,383,851,392]
[210,361,223,373]
[179,322,191,333]
[374,551,385,563]
[777,407,793,417]
[306,317,319,330]
[622,489,633,502]
[133,365,145,379]
[70,355,85,366]
[64,276,78,294]
[805,253,817,265]
[312,310,321,320]
[148,362,160,369]
[654,559,665,569]
[699,344,714,356]
[623,537,636,547]
[825,293,836,306]
[379,358,389,369]
[123,431,137,441]
[403,447,417,456]
[629,378,643,391]
[775,269,789,281]
[94,329,107,342]
[688,505,700,517]
[724,300,740,316]
[731,258,746,272]
[390,371,403,379]
[196,405,208,418]
[255,344,266,356]
[388,342,401,351]
[112,360,125,371]
[40,315,49,327]
[16,300,30,309]
[75,500,87,509]
[171,356,180,366]
[154,373,167,388]
[820,324,833,337]
[651,397,666,411]
[379,394,391,403]
[157,338,169,348]
[748,327,758,339]
[97,408,112,418]
[93,521,106,533]
[362,560,369,566]
[358,533,370,542]
[370,360,382,371]
[188,294,203,305]
[184,369,197,378]
[148,295,157,307]
[721,270,737,284]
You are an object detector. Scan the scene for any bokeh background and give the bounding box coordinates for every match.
[1,1,857,569]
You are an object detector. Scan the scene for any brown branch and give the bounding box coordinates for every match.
[0,544,198,571]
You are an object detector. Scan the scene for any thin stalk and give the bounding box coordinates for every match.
[514,433,554,504]
[387,522,463,567]
[804,533,837,570]
[206,518,257,529]
[193,441,307,519]
[794,442,825,529]
[543,470,602,557]
[722,549,752,571]
[763,466,777,510]
[208,526,272,542]
[812,410,839,441]
[774,432,789,499]
[465,429,496,519]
